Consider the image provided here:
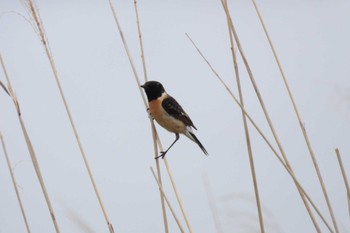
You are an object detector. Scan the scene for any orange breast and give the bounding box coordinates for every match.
[148,96,186,134]
[149,98,163,120]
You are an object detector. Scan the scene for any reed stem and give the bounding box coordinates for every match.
[186,33,333,232]
[133,1,169,231]
[0,51,60,233]
[109,1,192,232]
[25,1,115,231]
[251,1,339,231]
[222,0,265,231]
[335,148,350,219]
[219,1,322,231]
[163,158,193,233]
[0,132,32,233]
[150,167,186,233]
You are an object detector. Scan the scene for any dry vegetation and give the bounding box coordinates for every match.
[0,0,349,233]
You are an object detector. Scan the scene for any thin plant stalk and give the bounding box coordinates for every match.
[108,0,147,106]
[23,1,115,232]
[150,167,185,233]
[185,34,333,232]
[0,79,9,95]
[152,125,194,233]
[19,116,61,233]
[133,0,148,83]
[109,1,192,232]
[163,158,193,233]
[220,1,322,232]
[335,148,350,218]
[202,173,223,233]
[223,0,265,231]
[151,122,169,233]
[0,52,60,232]
[251,1,339,232]
[133,1,169,231]
[0,132,31,233]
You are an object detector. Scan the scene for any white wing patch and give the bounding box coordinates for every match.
[186,126,194,133]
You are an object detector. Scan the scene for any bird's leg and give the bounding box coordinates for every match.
[156,133,180,159]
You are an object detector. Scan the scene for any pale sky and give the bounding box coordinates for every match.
[0,1,349,233]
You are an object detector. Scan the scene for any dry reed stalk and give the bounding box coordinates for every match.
[202,173,223,233]
[151,121,170,233]
[19,116,61,232]
[251,1,339,232]
[150,167,186,233]
[23,1,115,232]
[0,52,61,232]
[186,34,334,232]
[0,79,9,95]
[108,0,147,106]
[133,1,169,231]
[152,124,194,232]
[109,1,193,232]
[0,132,31,233]
[163,158,193,233]
[222,0,265,231]
[335,148,350,218]
[219,1,324,231]
[133,0,148,83]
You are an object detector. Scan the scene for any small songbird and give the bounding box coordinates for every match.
[141,81,208,159]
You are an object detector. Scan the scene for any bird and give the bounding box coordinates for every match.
[141,80,208,159]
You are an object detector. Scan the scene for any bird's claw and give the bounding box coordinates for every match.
[155,151,166,159]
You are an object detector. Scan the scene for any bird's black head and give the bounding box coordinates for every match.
[141,81,165,101]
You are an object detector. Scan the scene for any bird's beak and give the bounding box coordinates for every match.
[140,85,145,88]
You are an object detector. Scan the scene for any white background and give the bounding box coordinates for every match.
[0,0,349,232]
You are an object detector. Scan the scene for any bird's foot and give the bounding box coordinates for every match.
[155,151,166,159]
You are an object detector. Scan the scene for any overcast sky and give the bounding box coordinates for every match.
[0,1,350,233]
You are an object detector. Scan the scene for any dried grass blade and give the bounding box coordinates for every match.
[0,79,10,95]
[0,132,32,233]
[23,1,115,231]
[186,33,333,233]
[109,1,192,232]
[222,0,265,231]
[132,1,169,231]
[219,1,324,231]
[251,1,339,231]
[335,149,350,219]
[150,167,185,233]
[0,51,60,232]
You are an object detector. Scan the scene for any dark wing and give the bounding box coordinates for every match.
[162,95,197,130]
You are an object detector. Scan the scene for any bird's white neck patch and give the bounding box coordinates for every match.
[158,92,167,100]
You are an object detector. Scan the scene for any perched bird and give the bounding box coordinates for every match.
[141,81,208,159]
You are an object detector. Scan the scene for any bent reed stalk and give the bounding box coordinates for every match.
[219,1,323,231]
[0,132,31,233]
[133,1,169,232]
[186,33,333,232]
[150,167,185,233]
[251,1,339,232]
[109,1,193,232]
[222,0,265,232]
[335,149,350,219]
[23,1,115,232]
[0,51,61,233]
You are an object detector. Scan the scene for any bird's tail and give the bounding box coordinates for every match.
[187,130,208,156]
